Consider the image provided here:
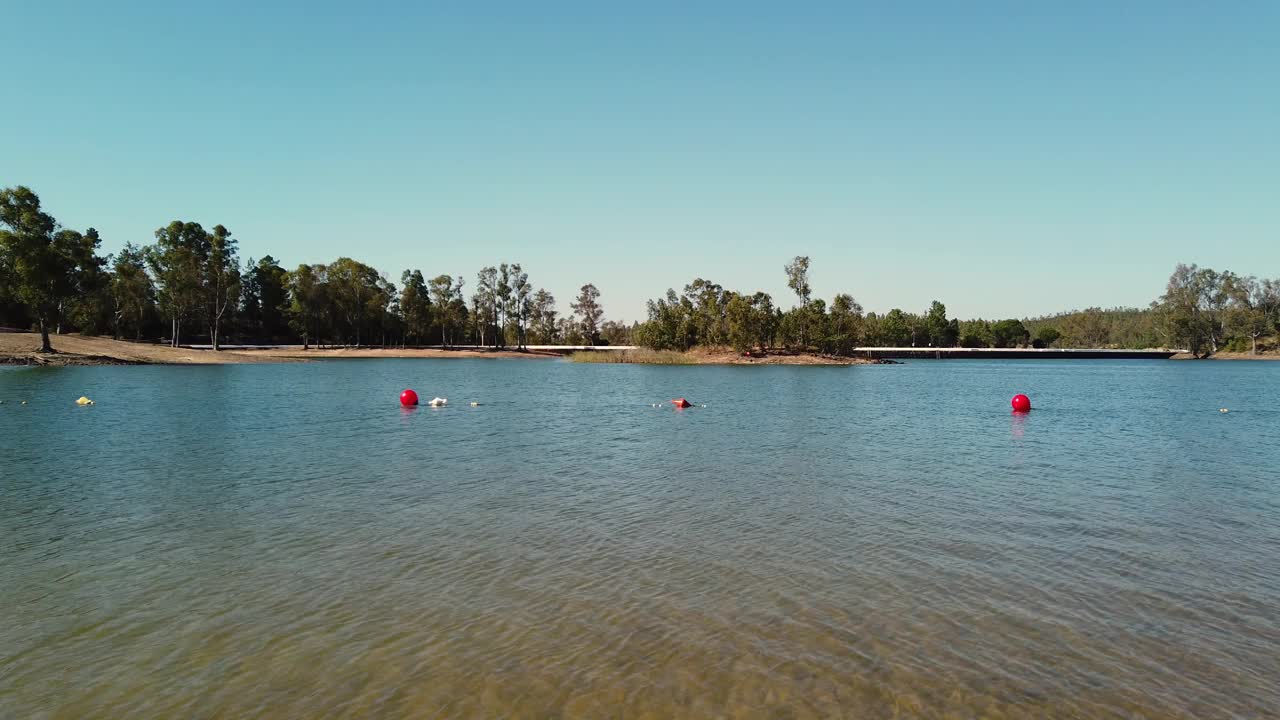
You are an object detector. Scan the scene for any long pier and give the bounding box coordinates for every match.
[850,347,1180,360]
[532,345,1181,359]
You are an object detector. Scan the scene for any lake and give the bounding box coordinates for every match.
[2,359,1278,718]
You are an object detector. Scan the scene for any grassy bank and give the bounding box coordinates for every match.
[570,349,699,365]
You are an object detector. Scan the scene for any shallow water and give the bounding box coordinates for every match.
[2,359,1279,718]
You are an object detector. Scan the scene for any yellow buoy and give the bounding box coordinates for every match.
[76,396,94,406]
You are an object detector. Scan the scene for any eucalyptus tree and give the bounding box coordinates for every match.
[429,274,465,346]
[571,283,604,346]
[474,266,498,347]
[203,225,240,350]
[399,269,432,344]
[148,220,206,346]
[509,264,531,348]
[287,263,328,349]
[111,243,155,340]
[242,256,289,340]
[0,187,104,352]
[1225,275,1280,354]
[528,288,558,344]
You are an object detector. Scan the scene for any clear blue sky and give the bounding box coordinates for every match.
[5,1,1277,322]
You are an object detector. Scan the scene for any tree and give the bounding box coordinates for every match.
[1155,264,1219,356]
[496,263,513,347]
[879,309,912,347]
[60,228,112,335]
[1225,275,1279,354]
[203,225,240,350]
[111,243,156,340]
[242,256,289,340]
[528,288,558,344]
[991,319,1030,348]
[326,257,383,345]
[783,256,812,346]
[507,263,531,348]
[571,283,604,345]
[148,220,206,347]
[474,266,498,347]
[725,293,754,352]
[825,293,864,355]
[958,319,992,348]
[399,270,432,344]
[684,278,728,346]
[1033,326,1061,349]
[0,187,102,352]
[287,263,327,349]
[924,300,956,347]
[429,274,464,346]
[784,256,811,306]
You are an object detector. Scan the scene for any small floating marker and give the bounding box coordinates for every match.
[470,401,480,407]
[21,400,28,405]
[400,389,419,407]
[76,396,95,406]
[428,397,448,407]
[1011,394,1031,413]
[1219,408,1229,413]
[672,398,692,409]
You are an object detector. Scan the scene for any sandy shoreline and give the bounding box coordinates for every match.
[4,332,1276,366]
[0,333,557,366]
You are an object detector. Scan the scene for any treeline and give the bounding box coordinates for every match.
[1,186,617,351]
[6,187,1278,357]
[632,257,1280,356]
[632,257,1046,354]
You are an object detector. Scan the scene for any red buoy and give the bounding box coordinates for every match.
[400,389,419,407]
[672,398,692,409]
[1011,394,1031,413]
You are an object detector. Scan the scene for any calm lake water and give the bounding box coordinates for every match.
[2,358,1279,718]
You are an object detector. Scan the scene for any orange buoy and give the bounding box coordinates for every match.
[672,398,692,409]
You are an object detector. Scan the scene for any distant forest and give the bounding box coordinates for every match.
[3,185,1278,357]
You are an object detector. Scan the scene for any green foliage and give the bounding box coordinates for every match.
[1032,326,1061,349]
[990,319,1030,348]
[878,309,912,346]
[241,256,289,340]
[784,256,811,305]
[0,186,104,351]
[571,283,604,345]
[7,185,1280,360]
[429,274,466,346]
[924,301,957,347]
[527,288,558,344]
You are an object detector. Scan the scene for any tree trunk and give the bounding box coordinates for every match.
[1252,336,1258,355]
[211,323,220,351]
[38,316,53,353]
